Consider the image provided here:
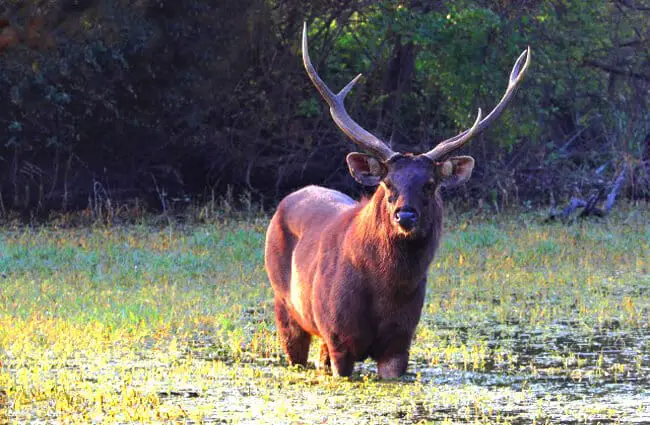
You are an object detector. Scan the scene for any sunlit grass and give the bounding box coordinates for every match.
[0,206,648,423]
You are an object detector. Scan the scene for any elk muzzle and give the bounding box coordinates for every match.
[394,207,418,231]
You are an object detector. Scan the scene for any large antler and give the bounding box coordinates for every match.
[422,47,531,161]
[302,23,397,162]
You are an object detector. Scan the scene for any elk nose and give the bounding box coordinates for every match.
[394,207,418,231]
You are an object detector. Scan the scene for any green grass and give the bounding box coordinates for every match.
[0,208,648,424]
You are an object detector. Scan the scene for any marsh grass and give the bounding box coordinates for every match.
[0,207,648,424]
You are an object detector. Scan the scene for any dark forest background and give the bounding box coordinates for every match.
[0,0,648,218]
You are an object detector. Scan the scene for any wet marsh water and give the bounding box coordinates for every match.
[0,209,648,423]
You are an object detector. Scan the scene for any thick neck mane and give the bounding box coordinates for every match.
[344,186,441,290]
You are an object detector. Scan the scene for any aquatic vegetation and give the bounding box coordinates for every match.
[0,208,648,423]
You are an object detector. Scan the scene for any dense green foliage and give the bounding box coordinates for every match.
[0,1,648,214]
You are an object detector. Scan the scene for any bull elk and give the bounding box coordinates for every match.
[265,24,530,378]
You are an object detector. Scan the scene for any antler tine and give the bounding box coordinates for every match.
[302,23,397,162]
[422,47,531,161]
[423,108,483,161]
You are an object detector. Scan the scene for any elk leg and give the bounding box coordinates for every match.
[274,298,310,366]
[317,341,331,371]
[377,353,409,379]
[328,349,354,377]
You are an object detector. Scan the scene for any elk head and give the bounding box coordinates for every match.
[302,23,530,238]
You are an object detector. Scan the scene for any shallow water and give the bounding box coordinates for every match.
[175,321,650,424]
[2,214,648,424]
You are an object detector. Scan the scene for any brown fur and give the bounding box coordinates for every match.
[265,155,453,378]
[270,25,528,378]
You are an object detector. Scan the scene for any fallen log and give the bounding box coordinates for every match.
[546,168,626,222]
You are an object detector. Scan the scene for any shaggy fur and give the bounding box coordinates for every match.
[265,155,466,378]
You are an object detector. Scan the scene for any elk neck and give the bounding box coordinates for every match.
[344,185,442,291]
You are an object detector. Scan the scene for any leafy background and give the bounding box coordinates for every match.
[0,0,648,216]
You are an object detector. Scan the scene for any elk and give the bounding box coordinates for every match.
[265,24,530,378]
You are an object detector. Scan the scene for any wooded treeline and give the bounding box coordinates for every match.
[0,0,648,216]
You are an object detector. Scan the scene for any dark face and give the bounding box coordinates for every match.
[380,156,439,237]
[346,152,475,238]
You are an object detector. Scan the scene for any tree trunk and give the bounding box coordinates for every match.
[380,34,415,149]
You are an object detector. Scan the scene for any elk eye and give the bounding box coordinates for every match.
[383,181,398,202]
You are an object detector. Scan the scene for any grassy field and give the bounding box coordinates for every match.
[0,207,648,424]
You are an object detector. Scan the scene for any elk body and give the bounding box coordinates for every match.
[265,24,530,378]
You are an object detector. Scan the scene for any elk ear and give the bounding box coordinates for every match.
[437,156,475,188]
[346,152,387,186]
